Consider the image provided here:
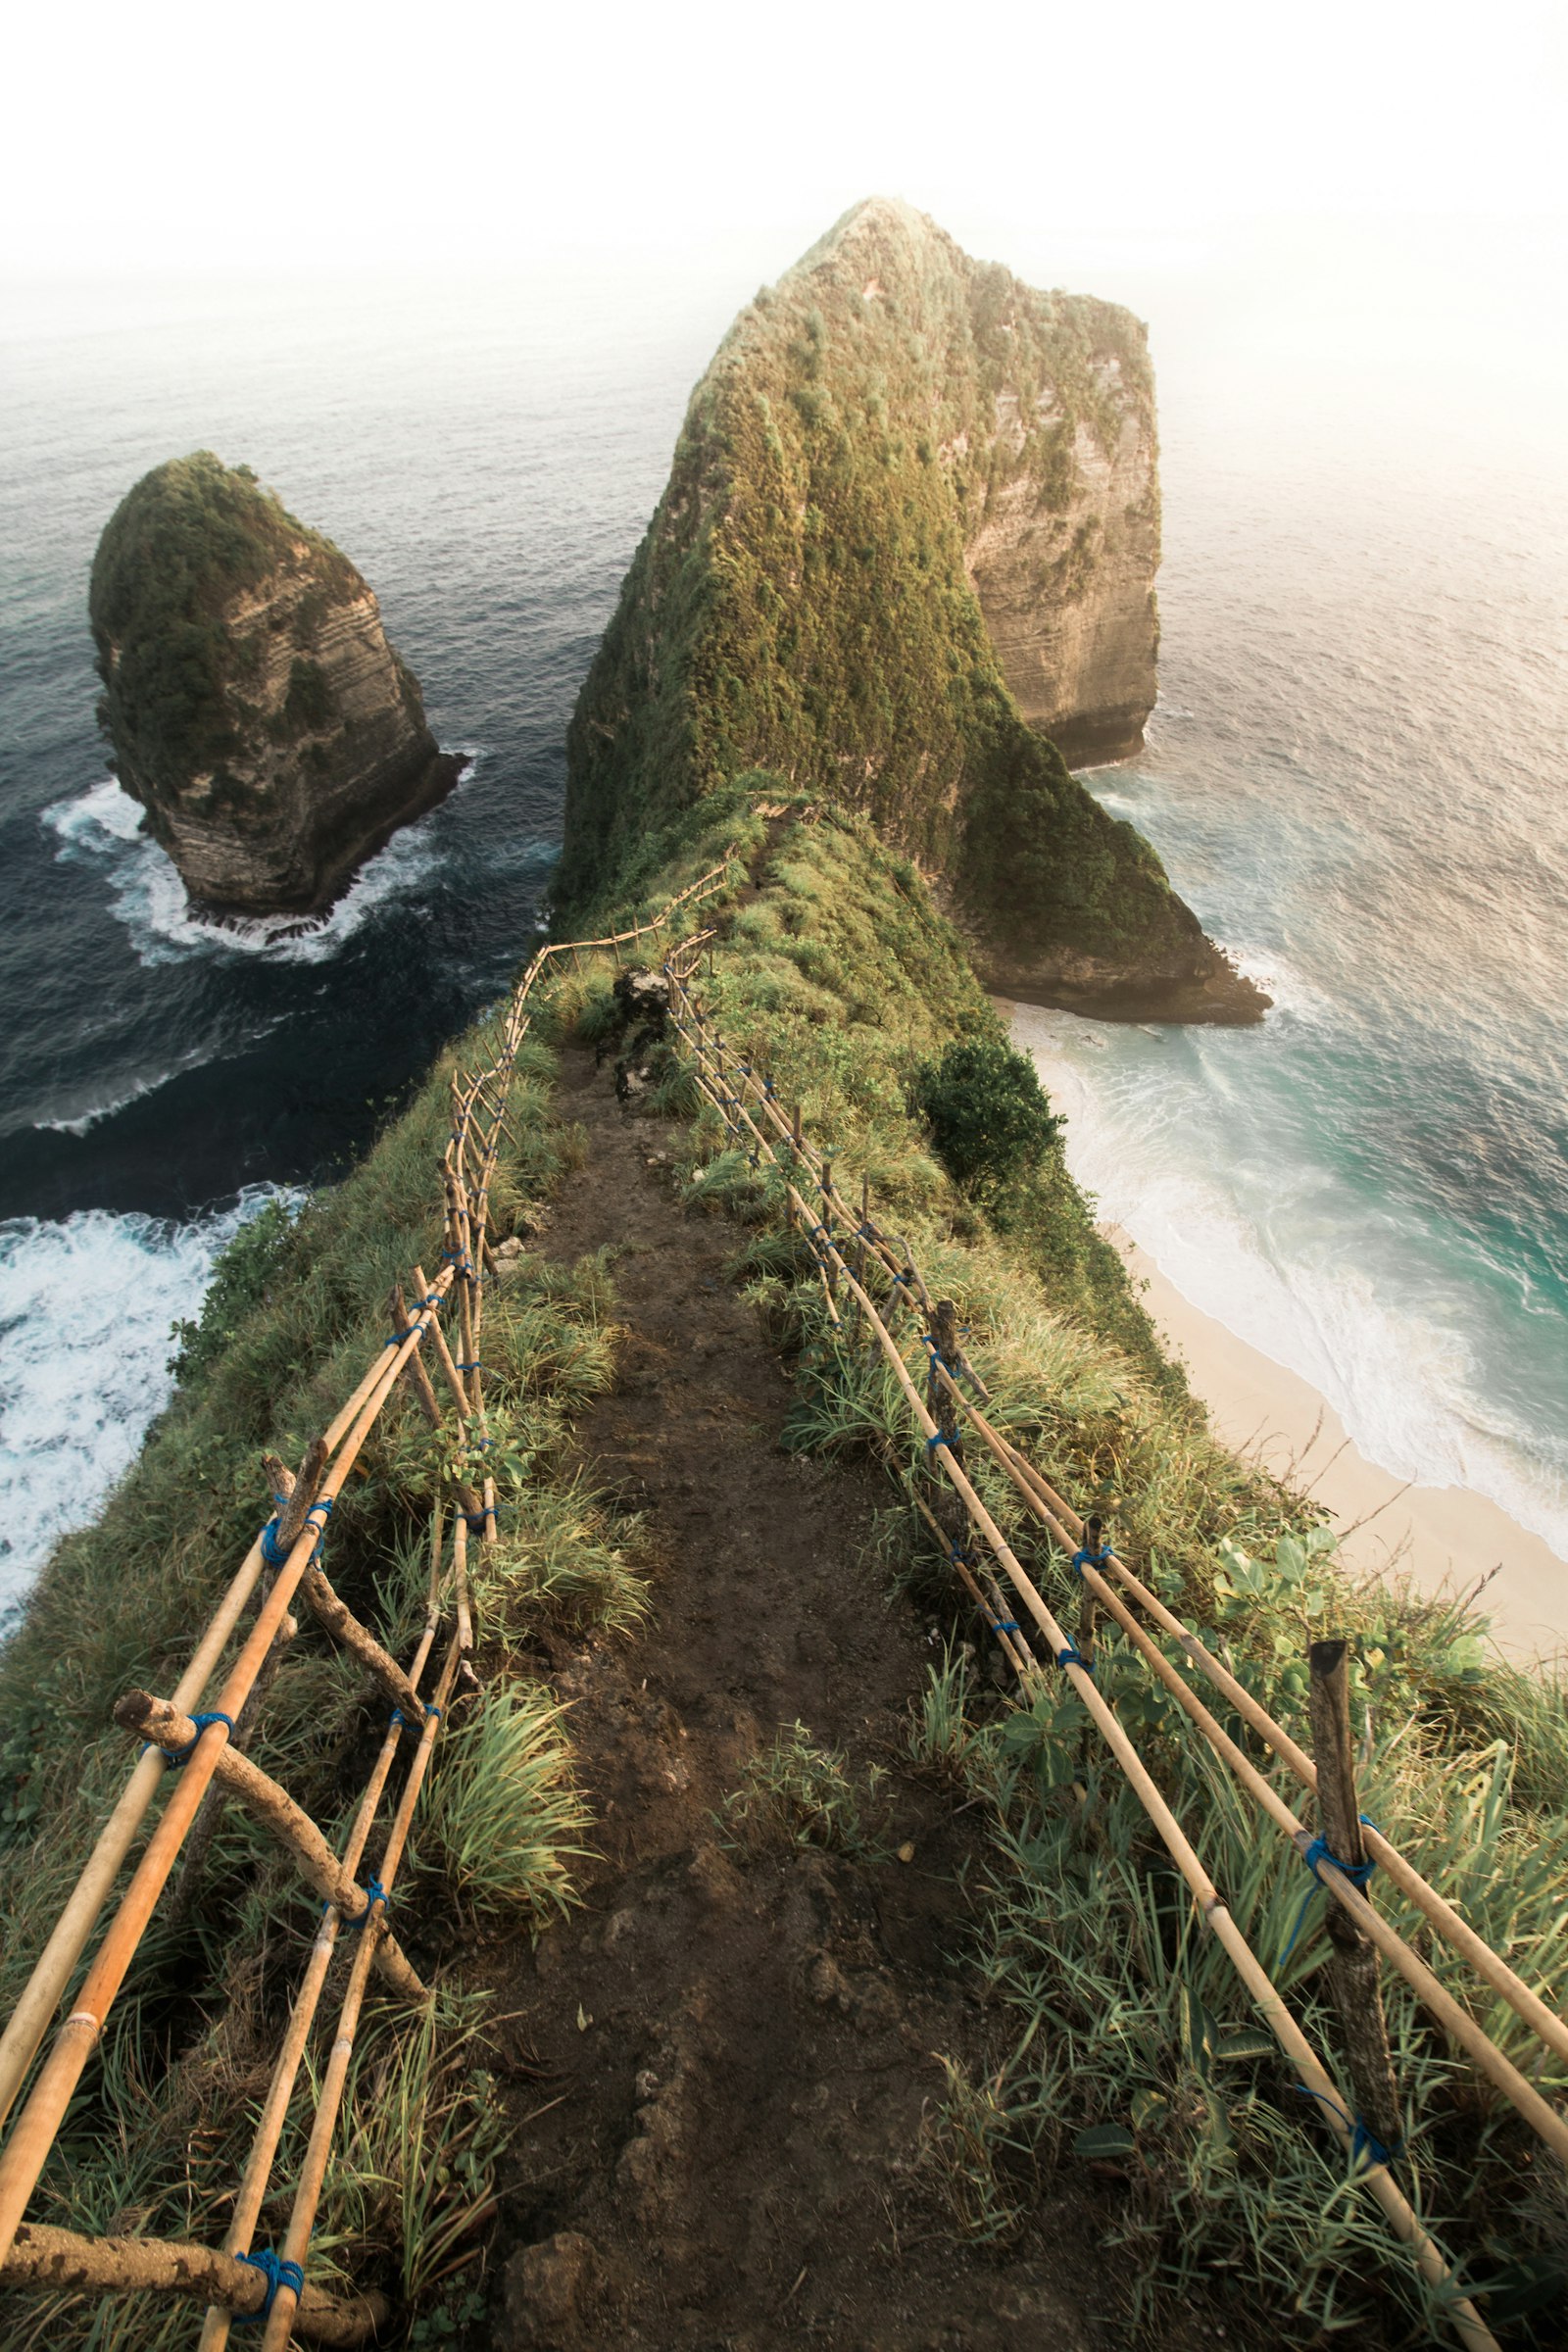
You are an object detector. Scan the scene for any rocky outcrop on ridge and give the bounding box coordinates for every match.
[90,453,462,916]
[558,199,1264,1022]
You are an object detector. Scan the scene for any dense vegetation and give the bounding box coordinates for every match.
[556,200,1206,985]
[3,783,1564,2342]
[0,1006,640,2347]
[912,1034,1062,1201]
[558,793,1568,2346]
[89,451,365,805]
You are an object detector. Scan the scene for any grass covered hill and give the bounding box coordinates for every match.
[0,793,1562,2343]
[558,200,1259,1018]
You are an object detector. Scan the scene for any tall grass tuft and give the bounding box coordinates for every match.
[416,1687,590,1922]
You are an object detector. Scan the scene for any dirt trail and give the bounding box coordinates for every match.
[475,1042,1108,2351]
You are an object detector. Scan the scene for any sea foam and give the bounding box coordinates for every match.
[42,760,480,968]
[1013,1002,1568,1562]
[0,1188,292,1630]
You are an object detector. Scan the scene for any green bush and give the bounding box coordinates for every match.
[912,1035,1060,1200]
[167,1192,301,1384]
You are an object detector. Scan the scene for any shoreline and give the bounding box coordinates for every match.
[1005,1007,1568,1666]
[1114,1228,1566,1663]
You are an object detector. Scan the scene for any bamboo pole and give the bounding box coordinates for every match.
[453,1511,473,1660]
[0,1277,450,2268]
[934,1371,1568,2071]
[198,1510,449,2352]
[2,2221,388,2344]
[110,1692,424,2001]
[0,1280,448,2139]
[669,1002,1501,2347]
[259,1636,464,2352]
[803,1200,1498,2347]
[415,1262,473,1425]
[921,1358,1568,2166]
[1063,1548,1568,2166]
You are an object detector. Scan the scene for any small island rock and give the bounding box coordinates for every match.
[89,452,462,916]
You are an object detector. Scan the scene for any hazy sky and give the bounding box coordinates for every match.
[7,0,1564,279]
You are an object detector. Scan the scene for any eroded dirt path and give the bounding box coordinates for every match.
[475,1043,1105,2351]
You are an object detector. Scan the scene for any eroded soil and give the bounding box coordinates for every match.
[465,1044,1152,2351]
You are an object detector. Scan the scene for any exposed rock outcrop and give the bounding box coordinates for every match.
[90,452,462,916]
[559,199,1264,1022]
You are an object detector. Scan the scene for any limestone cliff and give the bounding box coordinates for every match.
[559,199,1262,1020]
[90,453,462,915]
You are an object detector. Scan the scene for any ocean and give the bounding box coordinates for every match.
[2,223,1564,1621]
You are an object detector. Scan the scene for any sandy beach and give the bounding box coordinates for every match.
[1007,1012,1568,1665]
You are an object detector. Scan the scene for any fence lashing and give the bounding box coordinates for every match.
[0,855,742,2337]
[664,952,1558,2351]
[672,956,1568,2058]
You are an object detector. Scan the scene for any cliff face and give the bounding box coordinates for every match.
[965,372,1158,765]
[90,453,461,916]
[559,200,1262,1020]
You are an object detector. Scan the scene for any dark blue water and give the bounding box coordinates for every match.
[0,262,740,1609]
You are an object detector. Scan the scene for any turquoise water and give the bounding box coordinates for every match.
[1015,265,1568,1555]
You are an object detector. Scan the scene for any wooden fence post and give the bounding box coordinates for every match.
[1307,1639,1402,2158]
[787,1105,802,1233]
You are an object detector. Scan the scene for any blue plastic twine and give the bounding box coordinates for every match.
[1281,1820,1379,1959]
[234,2247,305,2322]
[160,1711,234,1767]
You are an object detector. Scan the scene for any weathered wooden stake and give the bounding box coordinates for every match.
[929,1302,963,1446]
[2,2221,388,2344]
[787,1104,802,1232]
[1308,1639,1402,2157]
[1075,1513,1104,1671]
[112,1692,424,2001]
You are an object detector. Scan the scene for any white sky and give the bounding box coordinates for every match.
[5,0,1565,278]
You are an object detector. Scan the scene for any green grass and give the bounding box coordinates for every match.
[414,1688,590,1921]
[0,993,643,2346]
[554,201,1204,983]
[617,807,1568,2344]
[719,1722,888,1859]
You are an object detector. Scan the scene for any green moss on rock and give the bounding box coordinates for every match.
[558,199,1257,1016]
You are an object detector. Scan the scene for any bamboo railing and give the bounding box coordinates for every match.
[663,944,1568,2352]
[0,858,740,2345]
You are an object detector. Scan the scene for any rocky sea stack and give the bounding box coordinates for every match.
[90,453,463,916]
[560,198,1265,1021]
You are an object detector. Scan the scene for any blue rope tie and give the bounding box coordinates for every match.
[1055,1646,1094,1674]
[341,1876,389,1930]
[260,1516,288,1569]
[1290,2085,1401,2170]
[464,1508,491,1532]
[424,1703,443,1720]
[160,1711,235,1767]
[385,1327,416,1348]
[234,2247,305,2321]
[924,1431,949,1453]
[1071,1546,1112,1575]
[992,1620,1020,1635]
[1282,1820,1379,1958]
